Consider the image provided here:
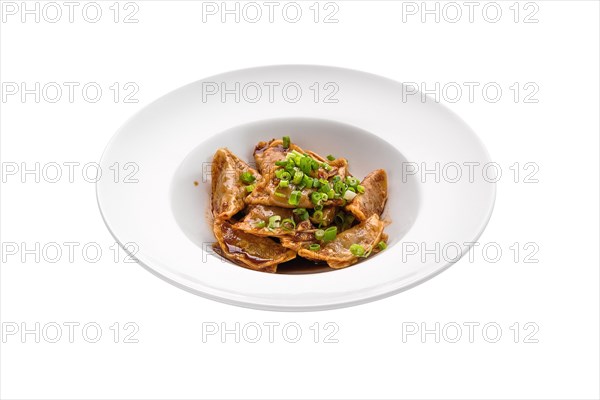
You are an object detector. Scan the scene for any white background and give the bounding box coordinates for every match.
[1,1,599,399]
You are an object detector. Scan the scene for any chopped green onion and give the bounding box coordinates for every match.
[346,177,359,187]
[327,155,336,161]
[240,172,256,184]
[314,203,323,211]
[311,192,323,205]
[288,190,302,206]
[335,211,345,226]
[292,170,304,185]
[255,220,266,228]
[309,244,321,251]
[321,163,331,171]
[350,244,365,256]
[357,185,365,194]
[320,193,329,202]
[278,180,289,188]
[275,160,289,167]
[334,180,347,194]
[320,182,331,194]
[323,226,337,241]
[315,229,325,241]
[293,208,309,221]
[299,156,314,175]
[280,171,291,181]
[343,214,355,230]
[327,189,335,199]
[283,136,290,149]
[313,178,321,189]
[274,192,287,198]
[378,241,387,250]
[281,218,296,231]
[310,160,319,171]
[344,190,357,201]
[268,215,281,229]
[245,184,255,193]
[289,149,303,158]
[302,174,314,188]
[312,210,324,222]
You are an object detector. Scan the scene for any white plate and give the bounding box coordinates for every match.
[97,65,495,311]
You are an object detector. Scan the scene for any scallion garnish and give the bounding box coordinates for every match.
[292,170,304,184]
[378,241,387,250]
[357,185,365,194]
[321,163,331,171]
[274,192,287,198]
[312,210,324,222]
[302,174,314,188]
[309,244,321,251]
[255,220,266,228]
[346,176,359,187]
[327,155,336,161]
[240,172,256,184]
[319,182,331,194]
[268,215,281,229]
[281,218,296,231]
[334,180,347,194]
[344,190,357,201]
[350,244,365,257]
[323,226,337,241]
[280,171,291,181]
[311,192,323,205]
[293,208,309,221]
[315,229,325,241]
[283,136,291,149]
[278,180,289,188]
[245,184,255,193]
[288,190,302,206]
[314,204,323,211]
[335,211,345,226]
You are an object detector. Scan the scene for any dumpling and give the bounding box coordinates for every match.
[298,214,385,269]
[212,219,296,273]
[233,205,313,237]
[345,169,388,221]
[211,148,261,220]
[253,139,304,175]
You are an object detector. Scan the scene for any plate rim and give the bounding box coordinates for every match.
[96,64,497,311]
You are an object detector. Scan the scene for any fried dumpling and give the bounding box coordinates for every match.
[345,169,388,221]
[253,139,304,175]
[245,171,344,209]
[279,229,319,252]
[233,205,313,237]
[298,214,385,269]
[212,219,296,273]
[211,148,261,220]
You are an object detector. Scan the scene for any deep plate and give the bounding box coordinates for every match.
[97,65,496,311]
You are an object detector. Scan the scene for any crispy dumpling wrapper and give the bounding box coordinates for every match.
[211,148,261,220]
[298,214,385,269]
[212,219,296,273]
[345,169,388,221]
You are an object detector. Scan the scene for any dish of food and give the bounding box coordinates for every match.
[97,65,496,311]
[210,137,389,273]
